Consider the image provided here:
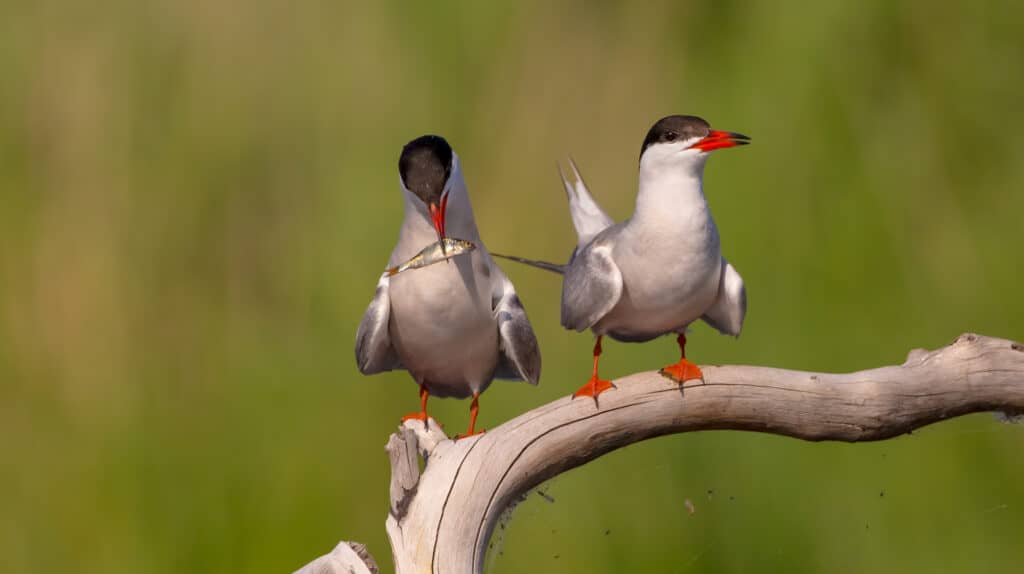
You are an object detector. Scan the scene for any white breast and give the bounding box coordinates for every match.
[385,182,500,398]
[593,155,723,340]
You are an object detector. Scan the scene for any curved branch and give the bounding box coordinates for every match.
[297,333,1024,574]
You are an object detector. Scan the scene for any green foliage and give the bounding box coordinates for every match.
[1,1,1021,572]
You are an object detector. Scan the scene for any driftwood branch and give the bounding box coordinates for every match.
[294,540,379,574]
[296,333,1024,574]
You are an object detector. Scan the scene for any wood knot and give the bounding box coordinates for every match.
[1012,342,1024,352]
[904,348,929,365]
[954,333,978,345]
[347,542,381,574]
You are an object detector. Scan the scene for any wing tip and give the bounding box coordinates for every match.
[559,312,591,333]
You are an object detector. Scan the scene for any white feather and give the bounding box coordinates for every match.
[559,157,614,249]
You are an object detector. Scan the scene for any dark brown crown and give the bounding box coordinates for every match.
[639,115,711,159]
[399,135,453,205]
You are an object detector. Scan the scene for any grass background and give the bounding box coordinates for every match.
[1,1,1022,572]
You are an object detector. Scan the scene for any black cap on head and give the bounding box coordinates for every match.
[639,115,711,159]
[399,135,453,205]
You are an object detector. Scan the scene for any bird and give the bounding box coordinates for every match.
[493,115,748,402]
[355,135,541,437]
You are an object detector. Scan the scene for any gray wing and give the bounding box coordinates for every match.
[560,238,623,332]
[354,274,404,374]
[560,157,615,249]
[701,258,747,337]
[491,272,541,383]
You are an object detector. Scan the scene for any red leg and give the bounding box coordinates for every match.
[456,393,486,439]
[572,336,616,403]
[401,384,431,427]
[659,333,704,383]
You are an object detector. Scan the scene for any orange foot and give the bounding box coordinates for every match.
[659,359,704,383]
[456,428,486,440]
[572,376,616,401]
[400,412,441,429]
[400,411,428,423]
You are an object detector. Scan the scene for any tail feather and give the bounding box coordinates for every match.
[559,157,614,248]
[490,252,565,275]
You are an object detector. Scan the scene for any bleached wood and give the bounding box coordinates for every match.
[293,540,379,574]
[296,333,1024,574]
[387,426,419,519]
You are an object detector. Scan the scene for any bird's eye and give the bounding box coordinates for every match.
[665,132,678,141]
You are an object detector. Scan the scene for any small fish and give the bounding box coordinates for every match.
[386,238,476,276]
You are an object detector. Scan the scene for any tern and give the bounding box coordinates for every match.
[355,135,541,437]
[494,115,748,402]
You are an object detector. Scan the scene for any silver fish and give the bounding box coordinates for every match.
[386,238,476,276]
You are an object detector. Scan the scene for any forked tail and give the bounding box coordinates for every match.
[490,157,609,276]
[560,157,614,248]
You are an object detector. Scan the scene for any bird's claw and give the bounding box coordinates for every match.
[571,376,616,405]
[659,359,704,384]
[400,412,441,429]
[455,428,486,440]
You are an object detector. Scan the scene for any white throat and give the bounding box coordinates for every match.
[633,150,710,225]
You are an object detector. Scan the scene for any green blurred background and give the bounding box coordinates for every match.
[2,0,1022,572]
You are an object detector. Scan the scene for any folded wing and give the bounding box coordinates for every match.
[701,258,747,337]
[560,238,623,332]
[354,275,404,374]
[491,273,541,384]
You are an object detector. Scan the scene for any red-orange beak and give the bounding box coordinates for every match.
[690,130,751,152]
[428,191,449,254]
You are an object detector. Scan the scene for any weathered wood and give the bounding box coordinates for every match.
[296,333,1024,574]
[293,540,379,574]
[387,426,420,519]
